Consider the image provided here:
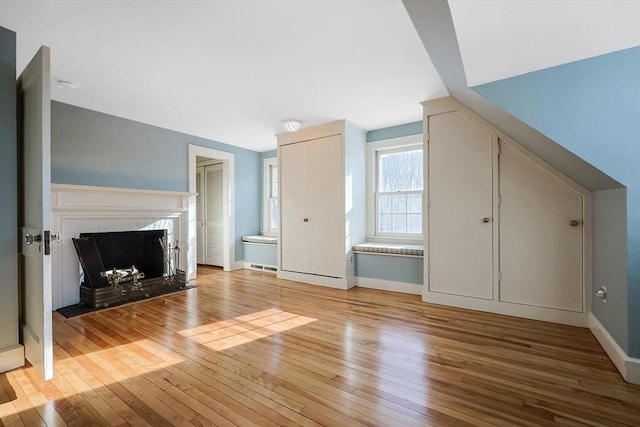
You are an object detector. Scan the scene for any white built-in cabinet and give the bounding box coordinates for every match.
[423,97,589,326]
[277,120,366,289]
[196,163,224,267]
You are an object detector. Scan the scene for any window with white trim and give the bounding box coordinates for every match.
[367,135,423,241]
[263,158,278,236]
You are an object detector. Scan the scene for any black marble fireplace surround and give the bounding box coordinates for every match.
[73,230,166,288]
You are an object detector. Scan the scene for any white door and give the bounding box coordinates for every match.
[196,167,204,264]
[308,135,344,278]
[18,46,53,380]
[499,142,583,312]
[204,164,224,266]
[427,111,494,299]
[280,141,310,274]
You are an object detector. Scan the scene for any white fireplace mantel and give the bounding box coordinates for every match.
[51,184,195,310]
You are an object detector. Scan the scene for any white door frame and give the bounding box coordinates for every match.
[188,145,235,277]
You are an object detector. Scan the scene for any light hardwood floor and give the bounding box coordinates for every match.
[1,268,639,426]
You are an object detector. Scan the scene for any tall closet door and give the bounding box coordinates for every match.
[308,135,344,277]
[428,111,494,299]
[280,141,310,273]
[196,167,205,264]
[205,164,224,267]
[499,142,583,312]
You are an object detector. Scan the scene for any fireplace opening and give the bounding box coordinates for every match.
[72,229,186,308]
[74,230,166,288]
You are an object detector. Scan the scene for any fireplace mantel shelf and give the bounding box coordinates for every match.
[52,183,194,198]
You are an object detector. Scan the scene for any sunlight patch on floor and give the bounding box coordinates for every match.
[178,309,317,351]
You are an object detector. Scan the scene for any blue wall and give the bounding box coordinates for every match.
[0,26,19,359]
[367,121,422,142]
[352,122,425,284]
[474,46,640,357]
[244,243,277,267]
[355,254,423,284]
[51,102,262,261]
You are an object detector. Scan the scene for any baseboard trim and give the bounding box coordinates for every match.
[0,344,24,373]
[277,270,351,290]
[588,313,640,384]
[355,277,422,295]
[230,260,245,271]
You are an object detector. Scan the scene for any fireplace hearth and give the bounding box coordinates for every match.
[72,230,186,308]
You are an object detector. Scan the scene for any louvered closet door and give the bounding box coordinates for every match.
[205,164,224,267]
[196,167,205,264]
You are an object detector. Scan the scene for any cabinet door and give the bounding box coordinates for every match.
[205,164,224,267]
[499,142,583,312]
[308,135,344,278]
[196,167,204,264]
[428,111,494,299]
[280,141,310,273]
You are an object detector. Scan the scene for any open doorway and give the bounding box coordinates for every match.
[196,157,224,268]
[188,145,235,279]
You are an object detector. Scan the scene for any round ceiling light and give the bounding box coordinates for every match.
[282,119,302,133]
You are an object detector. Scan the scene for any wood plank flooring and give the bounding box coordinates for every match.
[1,267,639,426]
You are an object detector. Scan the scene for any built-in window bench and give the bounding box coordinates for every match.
[242,235,277,272]
[353,242,424,295]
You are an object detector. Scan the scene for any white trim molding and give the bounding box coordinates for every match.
[356,277,422,295]
[51,184,194,310]
[278,270,353,290]
[0,345,24,373]
[262,157,278,237]
[188,145,235,277]
[366,133,424,244]
[231,260,245,271]
[588,313,640,385]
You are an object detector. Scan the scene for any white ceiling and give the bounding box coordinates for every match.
[0,0,447,152]
[449,0,640,87]
[1,1,638,153]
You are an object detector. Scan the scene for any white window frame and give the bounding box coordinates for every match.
[262,157,278,236]
[366,134,424,243]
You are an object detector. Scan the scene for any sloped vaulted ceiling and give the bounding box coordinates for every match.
[448,0,640,87]
[402,0,621,191]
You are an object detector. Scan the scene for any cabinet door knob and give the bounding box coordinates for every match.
[481,217,490,223]
[303,218,309,222]
[569,220,580,227]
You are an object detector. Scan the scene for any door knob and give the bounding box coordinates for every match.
[481,217,490,223]
[24,233,41,245]
[569,220,580,227]
[303,218,309,222]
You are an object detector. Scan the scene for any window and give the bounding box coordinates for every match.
[263,158,278,235]
[367,135,423,241]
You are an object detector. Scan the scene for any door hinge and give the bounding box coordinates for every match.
[426,130,430,143]
[497,141,501,156]
[427,197,431,208]
[498,194,501,206]
[498,271,501,283]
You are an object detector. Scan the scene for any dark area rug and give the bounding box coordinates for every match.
[57,284,196,318]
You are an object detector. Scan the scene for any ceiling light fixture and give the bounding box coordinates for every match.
[282,119,302,133]
[58,80,78,90]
